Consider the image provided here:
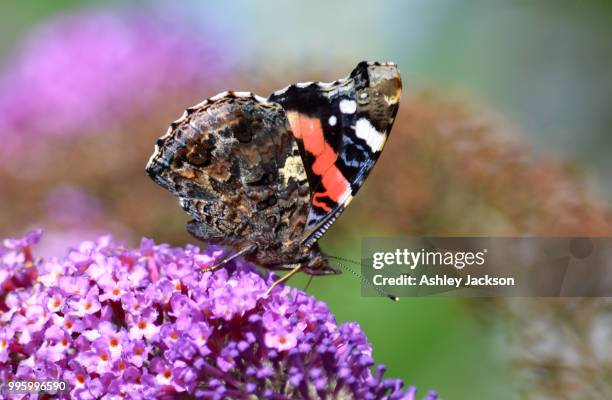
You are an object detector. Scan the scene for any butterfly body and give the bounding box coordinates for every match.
[146,62,401,275]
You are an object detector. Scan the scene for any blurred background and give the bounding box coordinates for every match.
[1,1,612,399]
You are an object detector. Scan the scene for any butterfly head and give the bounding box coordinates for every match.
[299,244,340,275]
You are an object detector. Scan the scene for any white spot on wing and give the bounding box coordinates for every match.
[209,91,229,101]
[146,151,159,170]
[328,115,337,126]
[254,94,268,103]
[273,85,290,96]
[234,91,251,97]
[296,81,313,88]
[194,99,209,108]
[279,144,307,184]
[316,81,335,88]
[339,99,357,114]
[355,118,386,151]
[178,110,189,121]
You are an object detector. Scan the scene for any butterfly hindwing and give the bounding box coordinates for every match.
[269,61,402,246]
[146,92,311,256]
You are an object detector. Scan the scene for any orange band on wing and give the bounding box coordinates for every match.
[286,112,336,175]
[286,112,349,212]
[312,168,350,211]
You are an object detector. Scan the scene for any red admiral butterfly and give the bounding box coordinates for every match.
[146,61,401,290]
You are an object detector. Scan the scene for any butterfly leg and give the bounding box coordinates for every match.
[202,243,257,272]
[265,263,303,296]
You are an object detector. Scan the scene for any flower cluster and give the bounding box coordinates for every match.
[0,230,42,311]
[0,232,437,399]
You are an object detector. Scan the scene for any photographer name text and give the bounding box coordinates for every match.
[370,248,515,288]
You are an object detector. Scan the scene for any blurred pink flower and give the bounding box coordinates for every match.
[0,8,228,158]
[45,186,105,226]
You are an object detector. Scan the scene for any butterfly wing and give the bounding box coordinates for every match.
[146,92,311,258]
[269,61,402,247]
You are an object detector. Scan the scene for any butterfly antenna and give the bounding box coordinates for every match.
[328,255,362,266]
[329,256,399,302]
[302,275,315,292]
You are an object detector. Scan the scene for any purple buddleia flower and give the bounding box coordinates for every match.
[0,231,438,399]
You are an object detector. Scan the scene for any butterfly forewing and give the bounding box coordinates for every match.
[269,61,402,246]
